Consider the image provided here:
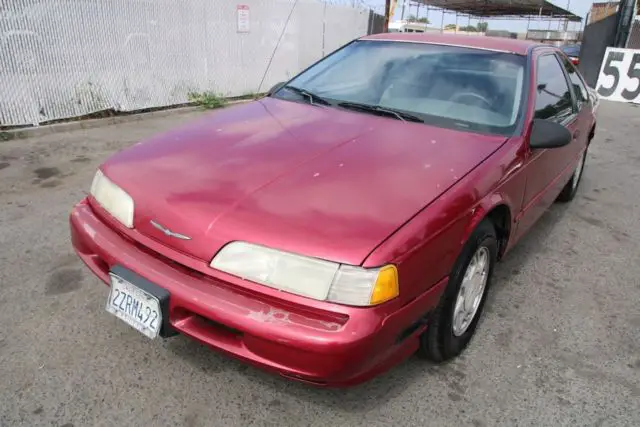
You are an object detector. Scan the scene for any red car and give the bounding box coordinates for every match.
[70,33,596,386]
[561,44,581,66]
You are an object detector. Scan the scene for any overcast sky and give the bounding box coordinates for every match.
[365,0,597,33]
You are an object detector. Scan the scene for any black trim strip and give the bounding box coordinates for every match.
[396,314,430,343]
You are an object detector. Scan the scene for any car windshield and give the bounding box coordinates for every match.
[274,40,526,135]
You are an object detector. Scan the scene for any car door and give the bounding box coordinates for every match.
[516,50,581,238]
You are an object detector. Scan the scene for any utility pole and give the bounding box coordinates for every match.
[563,0,571,31]
[401,0,406,20]
[384,0,391,31]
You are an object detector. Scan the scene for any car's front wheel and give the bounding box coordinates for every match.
[418,219,497,362]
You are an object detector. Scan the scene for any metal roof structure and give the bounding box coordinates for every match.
[416,0,582,22]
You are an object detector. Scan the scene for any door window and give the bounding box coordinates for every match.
[558,54,589,108]
[534,54,575,122]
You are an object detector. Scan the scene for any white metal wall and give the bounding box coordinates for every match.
[0,0,370,126]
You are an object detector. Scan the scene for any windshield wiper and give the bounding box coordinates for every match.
[282,85,332,106]
[337,102,423,123]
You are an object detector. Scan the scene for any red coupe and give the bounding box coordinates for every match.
[70,33,596,386]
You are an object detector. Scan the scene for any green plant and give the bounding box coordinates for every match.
[406,15,429,24]
[241,91,266,100]
[188,91,227,109]
[0,131,14,141]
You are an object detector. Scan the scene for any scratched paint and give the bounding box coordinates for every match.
[247,307,341,332]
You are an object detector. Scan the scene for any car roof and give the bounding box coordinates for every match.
[360,32,544,55]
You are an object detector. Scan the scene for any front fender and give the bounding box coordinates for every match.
[363,137,525,304]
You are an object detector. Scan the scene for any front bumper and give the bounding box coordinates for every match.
[70,199,447,386]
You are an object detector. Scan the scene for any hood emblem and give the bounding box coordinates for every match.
[150,220,192,240]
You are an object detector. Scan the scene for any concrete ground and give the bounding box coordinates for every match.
[0,101,639,427]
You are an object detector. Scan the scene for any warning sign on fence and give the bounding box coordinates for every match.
[237,5,250,33]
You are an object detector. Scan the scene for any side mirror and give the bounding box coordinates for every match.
[267,81,286,96]
[529,119,572,149]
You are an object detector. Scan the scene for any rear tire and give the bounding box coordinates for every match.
[418,219,497,362]
[557,149,587,203]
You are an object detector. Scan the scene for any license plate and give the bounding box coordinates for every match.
[106,273,162,339]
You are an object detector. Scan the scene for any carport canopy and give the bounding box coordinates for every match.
[416,0,582,21]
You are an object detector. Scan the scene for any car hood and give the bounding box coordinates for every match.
[101,98,507,266]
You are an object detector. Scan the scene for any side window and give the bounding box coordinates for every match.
[558,54,589,107]
[534,54,574,122]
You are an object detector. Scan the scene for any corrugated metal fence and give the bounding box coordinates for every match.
[0,0,372,126]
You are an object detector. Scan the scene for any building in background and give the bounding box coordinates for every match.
[588,2,620,24]
[525,29,583,45]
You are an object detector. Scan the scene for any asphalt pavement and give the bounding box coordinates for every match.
[0,101,639,426]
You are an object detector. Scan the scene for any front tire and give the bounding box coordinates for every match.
[418,219,498,362]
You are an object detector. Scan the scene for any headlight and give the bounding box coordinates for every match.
[90,169,134,228]
[210,242,399,306]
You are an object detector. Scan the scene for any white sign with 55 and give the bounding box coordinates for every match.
[596,47,640,104]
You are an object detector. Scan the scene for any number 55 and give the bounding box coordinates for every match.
[621,53,640,101]
[598,50,640,101]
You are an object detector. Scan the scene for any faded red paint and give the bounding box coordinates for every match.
[70,34,596,386]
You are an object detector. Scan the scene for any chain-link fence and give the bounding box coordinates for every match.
[0,0,377,126]
[627,18,640,48]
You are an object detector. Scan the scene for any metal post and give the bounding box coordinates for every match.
[564,0,571,31]
[322,1,327,55]
[384,0,391,31]
[401,0,406,20]
[455,12,458,33]
[440,10,445,33]
[467,14,471,32]
[426,5,429,27]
